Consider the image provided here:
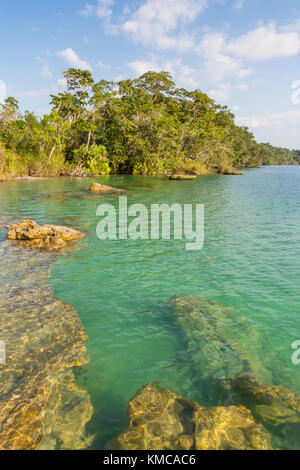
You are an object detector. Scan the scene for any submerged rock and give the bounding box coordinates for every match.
[168,174,197,180]
[112,383,272,450]
[168,296,271,392]
[222,375,300,427]
[6,219,84,250]
[38,369,94,450]
[218,169,244,175]
[89,182,122,192]
[0,239,93,449]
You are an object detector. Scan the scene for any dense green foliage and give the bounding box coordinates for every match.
[0,69,299,177]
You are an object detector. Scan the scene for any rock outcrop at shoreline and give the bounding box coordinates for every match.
[0,232,93,449]
[6,220,85,250]
[112,383,272,450]
[89,182,123,192]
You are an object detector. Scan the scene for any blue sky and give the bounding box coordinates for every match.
[1,0,300,148]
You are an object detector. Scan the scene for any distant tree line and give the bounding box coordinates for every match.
[0,69,299,177]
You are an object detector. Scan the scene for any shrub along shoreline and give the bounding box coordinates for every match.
[1,69,299,179]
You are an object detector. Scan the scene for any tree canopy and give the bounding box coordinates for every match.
[0,69,299,177]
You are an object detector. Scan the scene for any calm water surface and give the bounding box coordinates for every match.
[0,166,299,449]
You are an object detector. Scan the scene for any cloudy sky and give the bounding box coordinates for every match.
[1,0,300,148]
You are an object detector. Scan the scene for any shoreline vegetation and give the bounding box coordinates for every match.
[0,69,299,180]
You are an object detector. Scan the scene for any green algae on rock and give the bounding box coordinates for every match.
[112,383,272,450]
[0,239,93,450]
[168,295,271,391]
[6,220,85,250]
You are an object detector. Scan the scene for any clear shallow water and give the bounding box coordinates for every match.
[0,166,299,449]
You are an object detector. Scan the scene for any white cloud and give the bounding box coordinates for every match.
[226,24,300,61]
[15,88,51,99]
[208,83,230,102]
[15,80,67,99]
[57,48,91,70]
[234,0,243,10]
[236,109,300,148]
[78,1,117,34]
[78,3,94,17]
[114,74,126,82]
[197,32,253,83]
[121,13,300,108]
[280,18,300,33]
[238,68,253,79]
[0,80,6,103]
[57,78,67,89]
[127,59,162,76]
[31,25,43,33]
[193,19,300,103]
[236,83,248,91]
[40,64,52,79]
[119,9,300,104]
[41,49,52,57]
[127,57,185,77]
[83,36,91,44]
[123,0,207,50]
[96,0,114,20]
[236,109,300,130]
[97,60,111,70]
[176,64,199,89]
[127,57,199,89]
[194,20,300,101]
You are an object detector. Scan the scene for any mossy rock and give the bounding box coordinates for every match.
[112,383,272,450]
[89,182,122,192]
[218,169,244,175]
[168,174,197,180]
[222,375,300,427]
[6,220,85,251]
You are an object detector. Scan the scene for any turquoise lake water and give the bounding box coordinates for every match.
[0,166,299,449]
